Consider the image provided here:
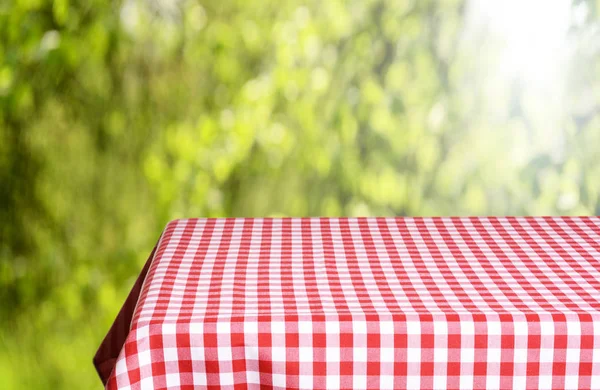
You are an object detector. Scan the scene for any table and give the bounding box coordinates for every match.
[95,217,600,389]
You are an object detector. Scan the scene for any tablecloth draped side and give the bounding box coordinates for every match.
[98,217,600,389]
[93,245,157,385]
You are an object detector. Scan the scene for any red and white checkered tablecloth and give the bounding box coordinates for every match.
[95,217,600,389]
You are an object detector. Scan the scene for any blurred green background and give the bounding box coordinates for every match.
[2,0,600,388]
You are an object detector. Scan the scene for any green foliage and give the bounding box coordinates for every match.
[1,0,600,388]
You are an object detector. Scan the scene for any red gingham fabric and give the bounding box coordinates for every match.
[97,217,600,389]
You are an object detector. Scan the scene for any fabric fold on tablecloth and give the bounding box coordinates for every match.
[93,245,157,385]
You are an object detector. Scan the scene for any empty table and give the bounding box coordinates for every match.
[95,217,600,389]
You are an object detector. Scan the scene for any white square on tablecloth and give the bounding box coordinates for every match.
[487,348,501,363]
[326,375,340,389]
[514,322,528,335]
[271,347,286,362]
[540,321,554,336]
[406,321,420,335]
[164,348,178,362]
[566,321,581,336]
[115,357,128,375]
[299,375,312,389]
[380,375,394,389]
[460,375,473,390]
[381,348,394,363]
[512,375,526,389]
[192,372,207,386]
[299,347,312,362]
[487,321,501,335]
[298,321,312,334]
[354,321,367,334]
[514,349,527,364]
[189,322,203,334]
[272,374,286,387]
[433,346,447,363]
[166,373,180,387]
[218,347,232,361]
[140,377,154,390]
[380,321,394,334]
[326,347,340,362]
[217,322,230,334]
[433,321,447,335]
[353,375,367,389]
[271,322,285,334]
[460,348,474,363]
[538,375,552,390]
[219,373,234,386]
[461,321,474,335]
[566,348,579,363]
[244,322,258,334]
[433,374,447,390]
[564,375,579,389]
[246,370,260,384]
[138,350,151,367]
[162,323,176,335]
[406,375,421,390]
[354,347,367,362]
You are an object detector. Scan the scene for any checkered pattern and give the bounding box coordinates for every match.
[98,217,600,389]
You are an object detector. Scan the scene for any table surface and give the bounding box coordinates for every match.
[96,217,600,389]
